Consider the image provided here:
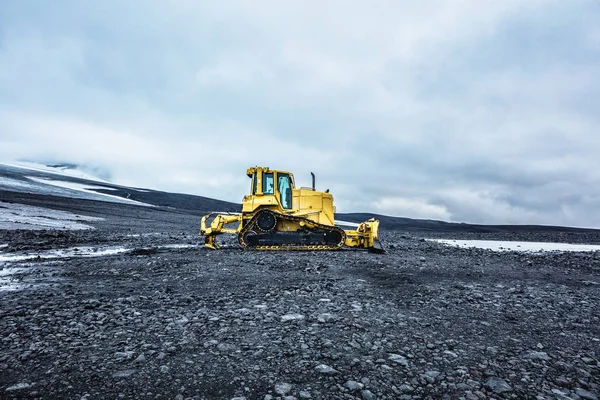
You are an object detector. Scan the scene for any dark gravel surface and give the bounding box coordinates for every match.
[1,198,600,399]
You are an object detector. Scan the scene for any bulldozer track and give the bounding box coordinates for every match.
[238,209,346,251]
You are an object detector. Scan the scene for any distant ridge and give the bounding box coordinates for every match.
[0,162,239,214]
[2,162,599,234]
[335,213,600,234]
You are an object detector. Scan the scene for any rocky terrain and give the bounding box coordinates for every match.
[1,201,599,400]
[0,163,599,399]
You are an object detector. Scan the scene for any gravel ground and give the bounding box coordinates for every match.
[0,200,599,399]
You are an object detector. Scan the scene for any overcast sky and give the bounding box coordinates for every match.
[1,1,599,228]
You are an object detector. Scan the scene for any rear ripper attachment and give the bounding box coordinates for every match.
[200,166,385,253]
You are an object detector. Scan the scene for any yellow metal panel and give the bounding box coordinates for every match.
[290,189,334,226]
[321,194,334,226]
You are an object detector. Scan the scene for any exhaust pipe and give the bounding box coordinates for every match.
[311,172,315,190]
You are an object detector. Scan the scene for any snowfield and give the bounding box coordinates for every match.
[431,238,600,253]
[0,202,103,230]
[0,243,198,264]
[0,161,110,183]
[0,162,153,208]
[26,176,152,207]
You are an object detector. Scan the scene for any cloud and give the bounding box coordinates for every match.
[1,0,599,228]
[370,197,451,221]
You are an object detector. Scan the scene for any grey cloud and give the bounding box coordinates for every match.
[1,1,599,228]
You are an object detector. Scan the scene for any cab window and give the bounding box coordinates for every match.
[263,173,274,194]
[277,174,292,209]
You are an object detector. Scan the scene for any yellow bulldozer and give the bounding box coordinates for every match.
[200,166,384,253]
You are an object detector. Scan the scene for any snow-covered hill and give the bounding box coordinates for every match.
[0,162,151,206]
[2,162,110,183]
[0,161,239,230]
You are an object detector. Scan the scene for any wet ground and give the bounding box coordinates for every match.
[0,194,599,400]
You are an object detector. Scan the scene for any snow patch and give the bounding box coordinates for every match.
[0,243,199,264]
[0,176,41,191]
[0,280,21,291]
[161,244,198,249]
[335,220,360,228]
[5,382,32,391]
[0,267,29,276]
[26,177,152,207]
[0,246,130,263]
[431,239,600,253]
[0,202,103,230]
[0,263,62,292]
[2,161,109,183]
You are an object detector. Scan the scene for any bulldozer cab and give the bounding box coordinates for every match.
[244,166,335,226]
[246,167,294,212]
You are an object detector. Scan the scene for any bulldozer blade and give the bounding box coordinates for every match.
[369,239,386,254]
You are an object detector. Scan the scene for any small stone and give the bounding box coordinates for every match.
[133,354,146,363]
[314,364,338,375]
[484,378,512,394]
[299,391,312,399]
[203,340,218,348]
[388,353,409,367]
[443,350,458,358]
[344,380,364,391]
[6,383,32,391]
[467,379,481,388]
[317,313,334,323]
[399,384,414,393]
[112,369,136,378]
[275,382,292,395]
[231,397,247,400]
[361,389,375,400]
[160,365,169,373]
[554,377,570,387]
[115,351,135,360]
[217,343,236,352]
[425,370,441,379]
[575,388,598,400]
[552,388,576,400]
[522,351,550,361]
[281,313,305,322]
